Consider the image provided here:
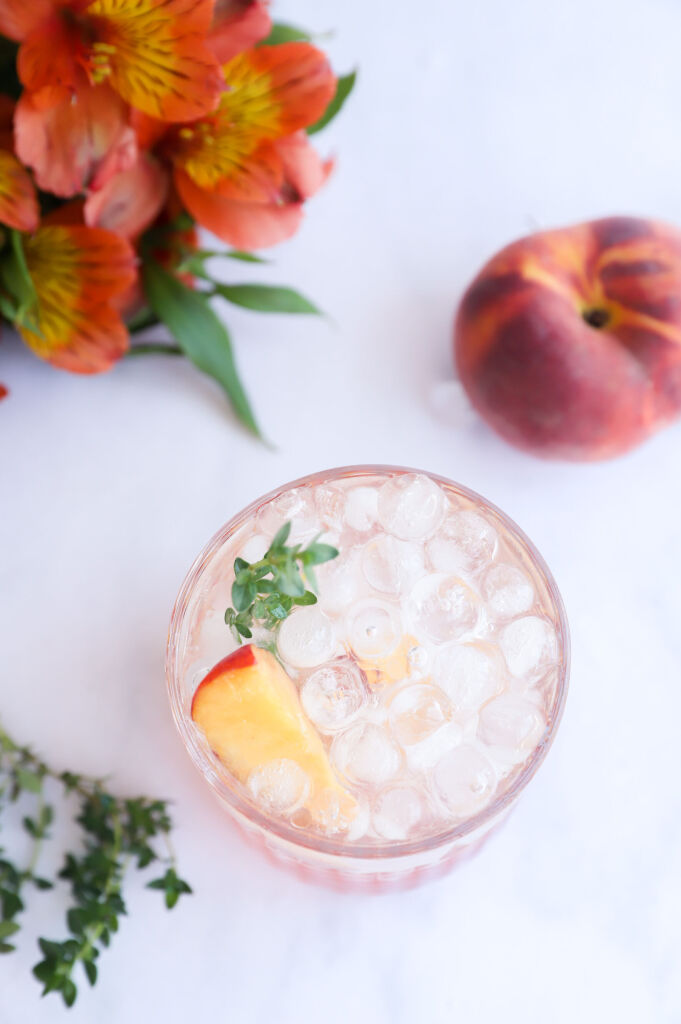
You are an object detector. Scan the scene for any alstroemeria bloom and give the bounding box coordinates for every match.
[17,225,136,373]
[0,0,222,119]
[165,43,335,249]
[7,0,223,197]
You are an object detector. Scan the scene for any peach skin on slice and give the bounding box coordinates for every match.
[191,645,356,829]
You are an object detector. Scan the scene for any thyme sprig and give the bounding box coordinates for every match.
[0,722,191,1007]
[224,521,339,643]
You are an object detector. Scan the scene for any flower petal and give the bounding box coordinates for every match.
[15,83,133,197]
[86,0,223,121]
[0,149,39,231]
[276,131,333,199]
[168,43,335,201]
[130,108,169,150]
[0,0,53,41]
[18,15,84,96]
[18,225,136,373]
[209,0,271,64]
[85,154,169,238]
[175,167,303,249]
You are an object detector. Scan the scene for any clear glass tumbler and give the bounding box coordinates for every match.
[166,466,570,891]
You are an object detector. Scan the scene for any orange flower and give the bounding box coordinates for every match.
[1,0,222,121]
[16,225,136,373]
[166,43,335,248]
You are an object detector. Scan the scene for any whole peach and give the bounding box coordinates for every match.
[454,217,681,459]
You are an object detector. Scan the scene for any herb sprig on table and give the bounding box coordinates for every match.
[225,522,339,643]
[0,722,191,1008]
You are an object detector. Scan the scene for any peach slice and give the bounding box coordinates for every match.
[191,645,356,829]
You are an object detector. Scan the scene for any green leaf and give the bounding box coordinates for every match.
[307,70,357,135]
[84,959,97,986]
[1,890,23,917]
[62,978,77,1007]
[294,591,317,606]
[23,816,39,837]
[225,249,268,264]
[261,22,311,45]
[231,581,254,613]
[2,230,37,307]
[16,768,42,793]
[0,920,20,940]
[270,522,292,548]
[0,293,17,322]
[0,942,15,953]
[304,542,339,565]
[214,283,321,316]
[142,262,261,437]
[38,938,63,960]
[32,960,55,983]
[32,877,53,891]
[67,909,85,936]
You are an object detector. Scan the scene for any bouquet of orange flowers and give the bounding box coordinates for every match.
[0,1,354,433]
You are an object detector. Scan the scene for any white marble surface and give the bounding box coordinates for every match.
[2,0,681,1019]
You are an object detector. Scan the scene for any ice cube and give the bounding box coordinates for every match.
[346,796,371,841]
[300,659,366,733]
[344,485,379,533]
[408,574,479,644]
[277,606,337,669]
[405,721,464,773]
[257,488,319,544]
[347,600,402,659]
[315,484,346,530]
[332,722,401,785]
[377,474,446,541]
[361,535,425,595]
[432,745,497,817]
[373,786,423,840]
[406,643,431,679]
[426,510,497,576]
[316,547,365,616]
[389,683,463,771]
[247,759,310,815]
[499,616,558,678]
[433,643,504,714]
[196,607,238,667]
[478,694,545,762]
[482,564,534,619]
[238,533,270,565]
[389,684,450,747]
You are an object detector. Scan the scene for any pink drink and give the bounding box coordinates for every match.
[167,466,569,890]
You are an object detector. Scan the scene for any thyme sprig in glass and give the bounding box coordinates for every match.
[0,722,191,1008]
[224,522,339,643]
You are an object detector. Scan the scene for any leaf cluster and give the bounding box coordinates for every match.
[225,521,338,643]
[0,723,191,1008]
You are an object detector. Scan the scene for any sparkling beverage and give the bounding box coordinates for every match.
[167,467,569,889]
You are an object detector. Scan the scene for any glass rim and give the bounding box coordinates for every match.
[166,464,571,861]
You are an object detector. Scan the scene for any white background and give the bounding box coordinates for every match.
[2,0,681,1020]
